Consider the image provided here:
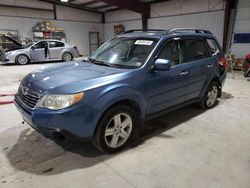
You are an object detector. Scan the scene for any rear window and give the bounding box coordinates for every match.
[183,38,208,62]
[49,41,64,48]
[206,39,219,56]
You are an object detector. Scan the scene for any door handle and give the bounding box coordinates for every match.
[207,64,214,68]
[179,71,189,76]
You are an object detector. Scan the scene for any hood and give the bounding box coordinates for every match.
[21,61,132,94]
[6,48,26,54]
[0,34,23,52]
[5,47,24,52]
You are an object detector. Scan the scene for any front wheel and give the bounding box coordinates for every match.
[199,81,219,109]
[62,52,73,62]
[15,54,29,65]
[93,105,136,153]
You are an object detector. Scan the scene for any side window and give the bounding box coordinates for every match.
[206,39,219,56]
[49,41,64,48]
[34,41,47,49]
[183,38,208,62]
[158,39,182,66]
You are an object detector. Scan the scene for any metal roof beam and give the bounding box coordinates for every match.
[100,0,145,13]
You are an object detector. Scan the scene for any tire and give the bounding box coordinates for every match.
[199,81,219,109]
[15,54,29,65]
[93,105,136,153]
[244,68,250,77]
[62,52,73,62]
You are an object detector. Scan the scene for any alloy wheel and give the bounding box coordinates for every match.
[18,55,28,65]
[206,85,218,107]
[104,113,133,148]
[63,53,72,61]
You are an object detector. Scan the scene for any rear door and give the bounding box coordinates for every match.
[182,37,212,100]
[146,38,189,114]
[49,41,65,59]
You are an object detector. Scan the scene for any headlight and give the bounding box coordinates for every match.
[37,92,84,110]
[5,51,13,56]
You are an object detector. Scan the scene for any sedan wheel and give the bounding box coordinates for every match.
[16,55,29,65]
[62,53,73,62]
[104,113,133,148]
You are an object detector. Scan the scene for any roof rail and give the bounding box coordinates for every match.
[167,28,212,34]
[122,29,168,34]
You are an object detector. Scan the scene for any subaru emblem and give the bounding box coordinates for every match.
[21,87,29,96]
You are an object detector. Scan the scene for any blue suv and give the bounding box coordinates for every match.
[15,28,226,153]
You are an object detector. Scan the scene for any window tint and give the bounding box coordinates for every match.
[158,39,182,66]
[206,39,219,56]
[183,38,208,62]
[49,41,64,48]
[34,41,47,49]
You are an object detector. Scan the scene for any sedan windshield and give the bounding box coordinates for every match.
[23,41,36,48]
[89,37,158,68]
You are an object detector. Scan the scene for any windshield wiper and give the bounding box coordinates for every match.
[88,58,114,67]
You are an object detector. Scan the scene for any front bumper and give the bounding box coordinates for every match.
[0,54,15,64]
[14,96,102,141]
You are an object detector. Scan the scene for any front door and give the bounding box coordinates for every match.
[146,38,189,114]
[30,41,47,62]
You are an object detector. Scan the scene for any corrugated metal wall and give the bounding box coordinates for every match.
[231,0,250,58]
[148,10,225,45]
[104,11,225,46]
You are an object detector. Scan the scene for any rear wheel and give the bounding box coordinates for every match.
[244,68,250,77]
[93,105,136,153]
[15,54,29,65]
[199,81,219,109]
[62,52,73,62]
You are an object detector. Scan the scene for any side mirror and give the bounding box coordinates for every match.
[154,59,172,71]
[31,46,35,50]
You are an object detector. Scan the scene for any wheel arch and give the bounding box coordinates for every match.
[101,99,142,122]
[200,77,222,99]
[61,50,73,59]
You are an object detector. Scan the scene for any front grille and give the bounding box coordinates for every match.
[37,128,55,138]
[17,86,40,109]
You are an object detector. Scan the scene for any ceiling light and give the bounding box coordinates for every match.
[60,0,68,2]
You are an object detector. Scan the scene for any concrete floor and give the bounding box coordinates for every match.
[0,61,250,188]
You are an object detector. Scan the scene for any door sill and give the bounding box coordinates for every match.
[145,98,200,121]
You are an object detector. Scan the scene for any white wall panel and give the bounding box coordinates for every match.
[0,16,103,55]
[105,9,141,23]
[0,7,54,19]
[0,4,102,23]
[151,0,224,18]
[56,5,102,23]
[104,11,224,45]
[148,11,224,45]
[0,0,53,10]
[231,0,250,58]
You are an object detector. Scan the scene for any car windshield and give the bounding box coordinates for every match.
[23,42,36,48]
[89,37,158,68]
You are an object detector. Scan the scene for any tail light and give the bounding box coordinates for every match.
[218,57,227,67]
[246,53,250,60]
[73,46,78,50]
